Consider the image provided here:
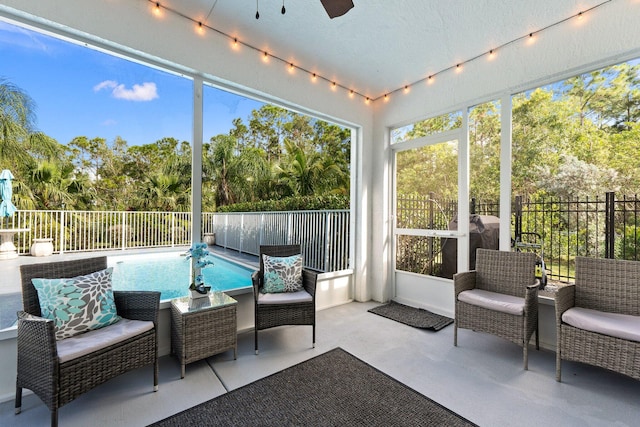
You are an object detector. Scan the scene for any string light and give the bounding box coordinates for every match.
[384,94,389,101]
[196,21,204,34]
[146,0,613,104]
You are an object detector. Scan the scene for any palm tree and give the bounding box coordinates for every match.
[275,140,345,197]
[0,78,36,169]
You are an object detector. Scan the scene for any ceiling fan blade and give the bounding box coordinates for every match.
[320,0,354,19]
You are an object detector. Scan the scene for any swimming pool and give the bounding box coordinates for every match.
[109,252,254,300]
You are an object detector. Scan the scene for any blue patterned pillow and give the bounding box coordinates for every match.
[32,267,121,340]
[262,254,303,293]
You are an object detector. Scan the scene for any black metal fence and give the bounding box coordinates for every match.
[396,192,640,282]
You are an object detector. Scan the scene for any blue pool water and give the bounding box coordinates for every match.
[110,252,253,300]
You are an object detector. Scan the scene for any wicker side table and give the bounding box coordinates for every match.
[171,292,237,378]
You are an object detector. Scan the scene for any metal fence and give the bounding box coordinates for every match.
[396,193,640,282]
[202,210,350,271]
[4,209,350,273]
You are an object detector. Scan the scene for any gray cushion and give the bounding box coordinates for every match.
[458,289,525,315]
[56,318,154,363]
[562,307,640,343]
[257,289,312,305]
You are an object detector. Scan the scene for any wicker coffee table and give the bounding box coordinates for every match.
[171,292,238,378]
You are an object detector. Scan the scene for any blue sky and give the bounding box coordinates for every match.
[0,20,264,147]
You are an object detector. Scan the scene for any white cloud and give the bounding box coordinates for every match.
[93,80,158,101]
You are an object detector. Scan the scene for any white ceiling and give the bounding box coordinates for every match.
[161,0,599,99]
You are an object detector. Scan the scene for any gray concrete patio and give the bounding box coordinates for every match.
[1,300,638,426]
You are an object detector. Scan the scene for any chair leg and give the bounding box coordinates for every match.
[556,349,562,382]
[535,322,540,350]
[154,358,159,392]
[51,408,58,427]
[453,321,458,346]
[312,324,316,348]
[255,328,259,355]
[523,343,529,370]
[14,385,21,415]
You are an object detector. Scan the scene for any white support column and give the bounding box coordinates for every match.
[191,77,203,243]
[499,94,513,251]
[457,113,470,274]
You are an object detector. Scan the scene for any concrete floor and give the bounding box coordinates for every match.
[1,300,639,427]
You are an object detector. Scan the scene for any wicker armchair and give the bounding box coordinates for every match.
[16,257,160,427]
[252,245,318,355]
[555,256,640,382]
[454,248,539,369]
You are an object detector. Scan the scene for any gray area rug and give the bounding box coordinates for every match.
[368,300,454,331]
[150,348,475,427]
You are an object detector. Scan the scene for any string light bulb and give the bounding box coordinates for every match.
[331,81,337,90]
[289,63,295,73]
[196,21,204,34]
[403,85,410,93]
[145,0,612,104]
[384,94,389,101]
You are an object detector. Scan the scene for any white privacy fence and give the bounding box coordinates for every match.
[6,209,350,272]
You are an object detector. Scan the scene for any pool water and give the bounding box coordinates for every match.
[110,253,253,300]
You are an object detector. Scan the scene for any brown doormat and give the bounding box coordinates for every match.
[368,300,453,331]
[149,348,476,427]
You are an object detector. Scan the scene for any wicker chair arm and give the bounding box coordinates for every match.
[524,282,539,312]
[302,268,318,297]
[453,271,477,297]
[251,271,261,301]
[113,291,160,324]
[554,285,576,322]
[16,311,59,374]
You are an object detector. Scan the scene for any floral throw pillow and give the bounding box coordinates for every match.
[262,254,303,293]
[32,267,121,340]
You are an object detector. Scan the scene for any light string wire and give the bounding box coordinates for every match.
[376,0,614,101]
[148,0,615,104]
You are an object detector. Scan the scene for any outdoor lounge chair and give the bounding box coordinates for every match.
[15,256,160,427]
[454,248,539,369]
[555,256,640,382]
[252,245,318,354]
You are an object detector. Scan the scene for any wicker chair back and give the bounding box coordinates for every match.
[20,256,108,317]
[574,256,640,316]
[475,249,536,298]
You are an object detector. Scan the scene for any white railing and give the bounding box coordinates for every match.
[202,210,350,271]
[5,209,350,272]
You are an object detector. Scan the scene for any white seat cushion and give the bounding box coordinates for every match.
[257,289,313,305]
[458,289,525,315]
[57,318,154,363]
[562,307,640,343]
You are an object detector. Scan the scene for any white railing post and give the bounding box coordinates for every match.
[171,212,176,247]
[59,210,66,254]
[287,212,292,245]
[324,211,332,272]
[121,211,126,251]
